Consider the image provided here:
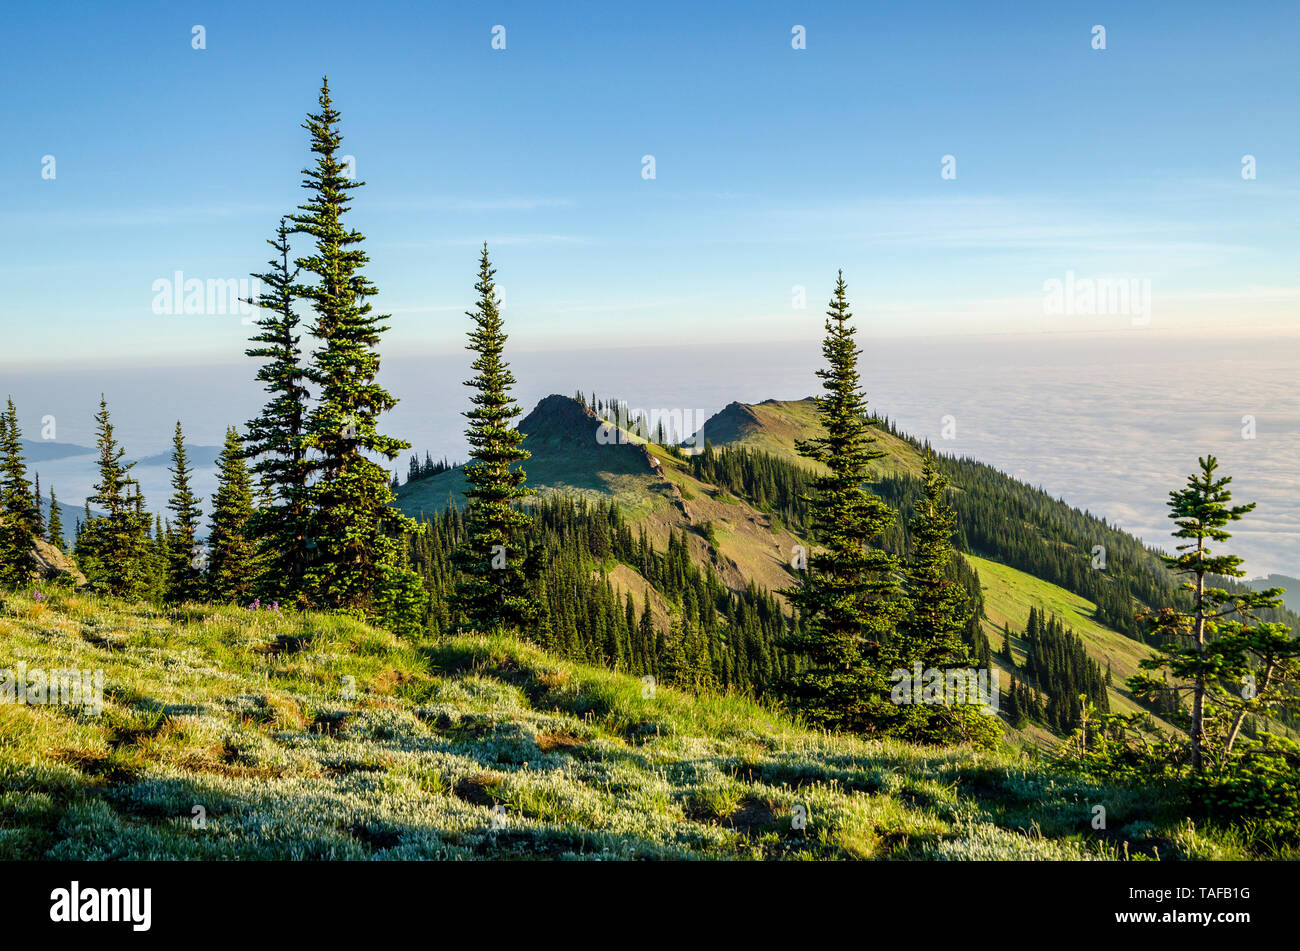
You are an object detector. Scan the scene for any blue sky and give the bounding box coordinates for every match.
[1,0,1297,368]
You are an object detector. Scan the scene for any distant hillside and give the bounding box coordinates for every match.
[393,392,1300,743]
[693,398,1300,628]
[19,439,94,462]
[1246,574,1300,615]
[971,554,1180,731]
[38,497,88,546]
[130,444,223,468]
[398,394,674,518]
[396,395,807,600]
[691,398,923,479]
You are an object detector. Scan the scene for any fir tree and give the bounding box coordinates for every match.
[639,592,657,676]
[290,77,419,613]
[0,399,38,588]
[207,427,258,603]
[658,618,689,686]
[780,273,902,733]
[1132,456,1300,774]
[1006,676,1023,727]
[164,421,205,602]
[78,396,152,598]
[899,452,970,668]
[32,472,44,541]
[245,218,313,602]
[452,245,534,634]
[896,451,997,744]
[47,486,64,553]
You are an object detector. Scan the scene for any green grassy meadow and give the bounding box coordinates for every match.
[0,588,1257,860]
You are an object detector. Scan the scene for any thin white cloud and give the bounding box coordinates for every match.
[1,203,283,229]
[370,196,575,213]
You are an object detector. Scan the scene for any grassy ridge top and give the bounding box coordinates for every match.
[693,398,924,479]
[396,394,673,520]
[0,589,1241,860]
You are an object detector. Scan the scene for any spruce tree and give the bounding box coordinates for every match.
[32,472,44,541]
[148,509,168,600]
[780,273,902,733]
[1006,676,1022,726]
[47,486,64,553]
[899,452,970,669]
[452,245,534,634]
[245,218,313,602]
[165,421,205,602]
[78,396,152,598]
[1132,456,1300,774]
[0,399,38,588]
[897,451,998,744]
[207,427,259,603]
[290,77,419,613]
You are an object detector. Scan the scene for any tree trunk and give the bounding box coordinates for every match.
[1191,536,1206,775]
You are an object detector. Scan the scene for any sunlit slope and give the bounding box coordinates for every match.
[393,396,805,600]
[0,588,1209,860]
[968,554,1165,723]
[690,398,924,479]
[396,395,671,520]
[693,399,1177,730]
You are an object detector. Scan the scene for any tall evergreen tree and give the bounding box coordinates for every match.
[1132,456,1300,774]
[780,273,902,733]
[32,472,44,541]
[899,452,970,669]
[290,77,418,612]
[77,397,152,598]
[452,245,534,634]
[207,427,258,603]
[165,421,205,602]
[0,399,38,588]
[47,486,64,553]
[896,452,998,744]
[245,218,313,602]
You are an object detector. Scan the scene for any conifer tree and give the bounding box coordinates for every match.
[78,397,152,598]
[148,510,168,599]
[640,592,657,676]
[47,486,64,553]
[1131,456,1300,774]
[1006,677,1023,726]
[245,218,313,601]
[0,399,38,588]
[896,452,998,744]
[165,421,205,602]
[658,618,688,686]
[32,472,44,541]
[899,452,970,668]
[290,77,418,613]
[780,273,901,733]
[452,245,534,634]
[207,427,259,603]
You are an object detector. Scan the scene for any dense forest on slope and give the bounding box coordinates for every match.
[1001,607,1111,731]
[402,492,989,698]
[683,407,1300,643]
[404,494,798,696]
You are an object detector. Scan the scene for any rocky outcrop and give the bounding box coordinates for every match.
[32,538,86,585]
